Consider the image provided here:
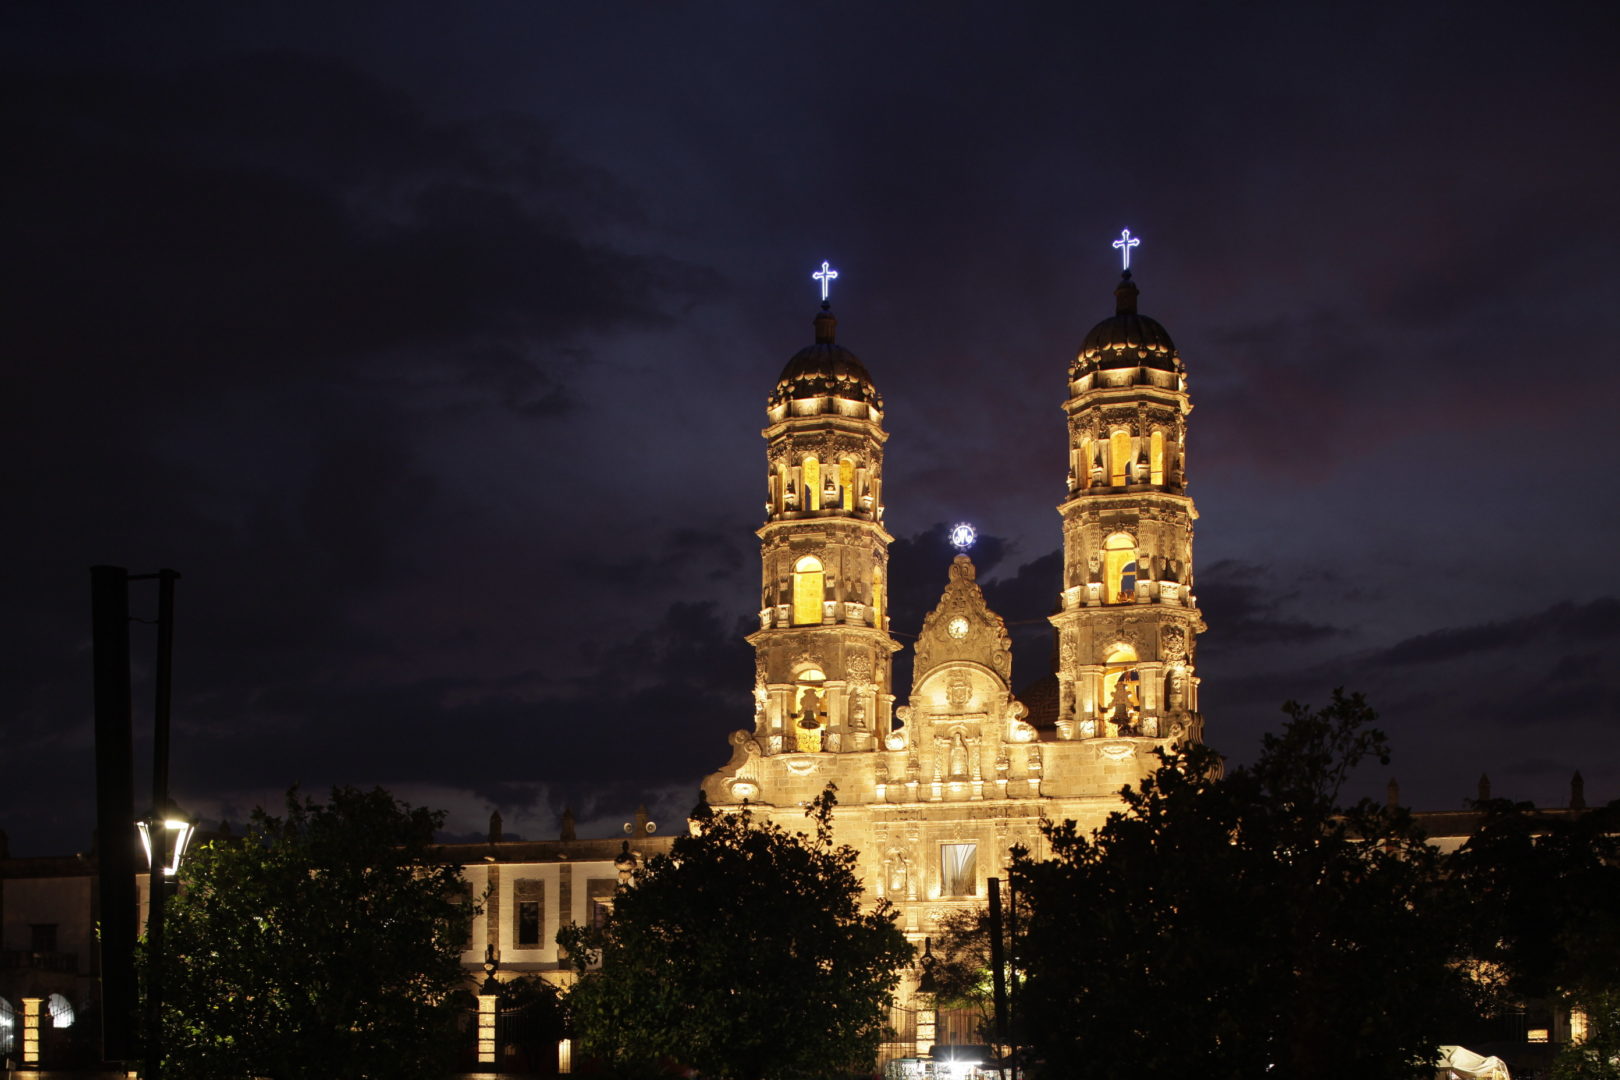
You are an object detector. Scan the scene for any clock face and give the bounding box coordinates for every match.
[947,616,970,640]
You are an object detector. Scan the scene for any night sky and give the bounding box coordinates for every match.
[6,2,1618,855]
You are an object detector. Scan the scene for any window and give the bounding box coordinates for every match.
[587,880,616,929]
[1110,431,1131,486]
[840,459,856,511]
[513,879,545,948]
[1080,439,1094,488]
[516,901,541,947]
[941,843,977,897]
[1102,644,1140,727]
[803,456,821,511]
[1150,430,1165,485]
[1102,533,1137,604]
[792,555,824,625]
[795,670,826,753]
[30,925,57,954]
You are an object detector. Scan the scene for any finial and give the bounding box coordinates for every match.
[1112,228,1140,271]
[814,307,837,345]
[1114,271,1139,315]
[1477,773,1492,803]
[1571,770,1586,811]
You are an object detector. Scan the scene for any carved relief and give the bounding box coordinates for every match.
[946,670,973,709]
[792,649,826,674]
[1166,664,1187,711]
[847,650,873,686]
[885,849,913,899]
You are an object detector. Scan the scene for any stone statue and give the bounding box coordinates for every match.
[949,732,970,778]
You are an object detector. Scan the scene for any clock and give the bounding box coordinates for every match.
[946,616,970,639]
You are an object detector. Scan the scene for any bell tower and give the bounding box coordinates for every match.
[746,270,901,757]
[1049,238,1205,747]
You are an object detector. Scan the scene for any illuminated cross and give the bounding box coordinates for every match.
[1112,229,1140,271]
[813,260,839,303]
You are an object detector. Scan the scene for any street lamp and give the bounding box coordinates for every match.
[137,807,195,880]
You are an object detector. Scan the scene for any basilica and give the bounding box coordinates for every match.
[700,255,1205,943]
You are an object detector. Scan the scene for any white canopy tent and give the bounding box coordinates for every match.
[1438,1045,1512,1079]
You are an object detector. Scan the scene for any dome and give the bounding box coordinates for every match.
[1073,272,1181,377]
[768,308,882,408]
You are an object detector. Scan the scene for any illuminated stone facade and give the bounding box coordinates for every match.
[702,271,1208,987]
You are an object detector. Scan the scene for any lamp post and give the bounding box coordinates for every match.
[915,937,938,1058]
[477,945,500,1068]
[134,568,182,1080]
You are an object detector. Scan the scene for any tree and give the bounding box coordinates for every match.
[930,890,1029,1052]
[148,787,475,1080]
[1013,690,1475,1080]
[1449,795,1620,1078]
[560,786,913,1080]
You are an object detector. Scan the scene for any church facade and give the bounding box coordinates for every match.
[698,260,1208,1044]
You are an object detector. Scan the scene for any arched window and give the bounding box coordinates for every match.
[803,457,821,511]
[776,464,790,511]
[871,565,884,628]
[1079,439,1093,488]
[47,994,73,1030]
[840,459,856,511]
[795,669,827,753]
[1110,431,1131,486]
[1150,431,1165,485]
[1101,644,1140,729]
[0,996,14,1058]
[1103,533,1137,605]
[792,555,824,625]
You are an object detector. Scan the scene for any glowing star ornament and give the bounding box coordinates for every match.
[813,260,839,303]
[948,523,977,551]
[1112,228,1140,270]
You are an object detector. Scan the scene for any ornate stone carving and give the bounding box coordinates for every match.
[1166,664,1187,711]
[792,649,826,673]
[847,649,873,686]
[946,670,972,709]
[914,555,1014,686]
[851,695,870,731]
[1161,624,1187,660]
[885,849,913,899]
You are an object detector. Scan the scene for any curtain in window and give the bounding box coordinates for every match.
[941,843,977,896]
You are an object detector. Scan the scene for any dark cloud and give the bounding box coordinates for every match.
[3,4,1619,853]
[1373,599,1620,667]
[1195,560,1345,654]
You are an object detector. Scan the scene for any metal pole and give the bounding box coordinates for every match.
[1006,873,1020,1080]
[144,569,178,1080]
[91,566,137,1064]
[988,877,1008,1076]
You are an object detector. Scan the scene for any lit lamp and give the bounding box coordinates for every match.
[137,806,196,880]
